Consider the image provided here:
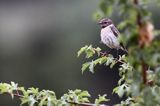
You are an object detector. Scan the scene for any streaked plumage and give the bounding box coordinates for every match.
[99,18,125,50]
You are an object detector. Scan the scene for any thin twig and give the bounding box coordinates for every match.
[13,93,24,98]
[93,48,126,63]
[68,101,109,106]
[6,92,24,98]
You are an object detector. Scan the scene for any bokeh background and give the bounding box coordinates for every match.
[0,1,160,105]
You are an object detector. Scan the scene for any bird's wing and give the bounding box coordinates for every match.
[110,25,120,37]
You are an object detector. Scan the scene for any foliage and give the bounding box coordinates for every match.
[1,0,160,106]
[92,0,160,105]
[0,82,109,106]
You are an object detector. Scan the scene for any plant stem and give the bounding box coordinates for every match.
[134,0,142,27]
[6,92,23,98]
[142,61,147,84]
[134,0,147,84]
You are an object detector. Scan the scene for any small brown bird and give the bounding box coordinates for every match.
[98,18,126,52]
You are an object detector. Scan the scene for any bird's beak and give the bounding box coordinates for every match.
[98,22,102,24]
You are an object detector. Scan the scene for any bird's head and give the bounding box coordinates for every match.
[98,18,113,28]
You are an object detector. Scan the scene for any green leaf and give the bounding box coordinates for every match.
[99,56,108,64]
[47,97,53,106]
[120,63,131,71]
[28,95,37,106]
[19,87,28,97]
[0,83,11,94]
[95,94,110,105]
[95,47,102,56]
[85,45,95,58]
[105,55,114,66]
[77,45,88,57]
[95,47,101,52]
[81,62,90,73]
[27,88,39,95]
[89,61,94,73]
[11,81,18,90]
[93,56,107,65]
[99,0,113,16]
[39,96,47,106]
[20,97,29,106]
[113,84,130,97]
[110,60,116,68]
[79,91,91,98]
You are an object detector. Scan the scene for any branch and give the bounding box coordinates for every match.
[142,61,147,84]
[6,92,23,98]
[97,50,126,64]
[134,0,147,85]
[12,93,24,98]
[6,91,109,106]
[134,0,142,27]
[68,101,109,106]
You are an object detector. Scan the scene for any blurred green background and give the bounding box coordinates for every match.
[0,1,160,105]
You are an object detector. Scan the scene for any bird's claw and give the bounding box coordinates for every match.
[101,52,108,56]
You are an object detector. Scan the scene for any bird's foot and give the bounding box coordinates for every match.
[101,51,108,56]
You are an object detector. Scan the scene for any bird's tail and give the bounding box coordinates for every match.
[120,43,128,53]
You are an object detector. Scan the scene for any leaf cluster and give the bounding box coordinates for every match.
[0,82,109,106]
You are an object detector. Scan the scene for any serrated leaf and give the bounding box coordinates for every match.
[93,56,107,66]
[81,62,90,73]
[28,95,37,106]
[11,81,18,90]
[86,50,94,58]
[39,96,47,106]
[110,60,116,68]
[79,91,91,97]
[19,87,28,97]
[113,86,119,94]
[27,88,39,95]
[85,45,95,58]
[99,56,108,64]
[95,94,110,105]
[0,83,11,94]
[105,56,114,66]
[113,84,130,98]
[77,45,88,57]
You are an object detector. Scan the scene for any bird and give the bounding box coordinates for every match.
[98,18,127,52]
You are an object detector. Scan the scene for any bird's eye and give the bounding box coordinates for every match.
[104,22,107,24]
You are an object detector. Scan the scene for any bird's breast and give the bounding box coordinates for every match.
[101,26,113,37]
[100,26,120,48]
